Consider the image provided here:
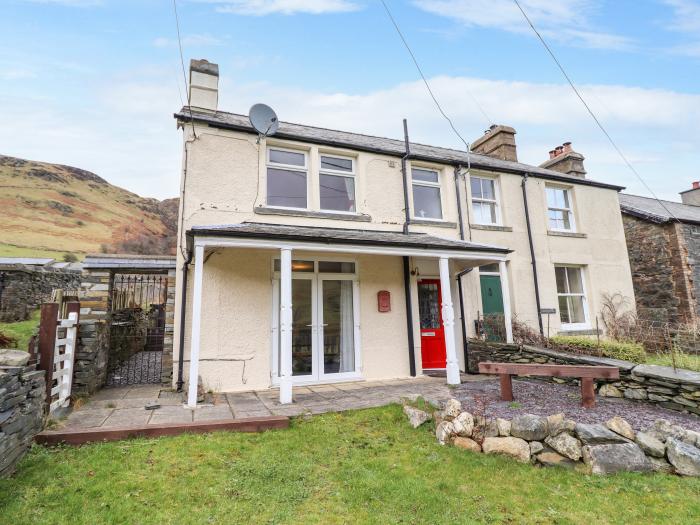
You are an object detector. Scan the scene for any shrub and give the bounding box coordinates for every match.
[0,330,17,347]
[62,253,78,263]
[550,335,647,363]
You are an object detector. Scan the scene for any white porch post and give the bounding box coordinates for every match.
[279,248,293,404]
[187,244,205,408]
[439,257,461,385]
[499,260,514,343]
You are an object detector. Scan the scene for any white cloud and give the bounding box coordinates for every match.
[1,69,698,202]
[662,0,700,57]
[663,0,700,33]
[194,0,361,15]
[413,0,634,50]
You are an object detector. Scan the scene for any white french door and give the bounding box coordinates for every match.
[272,261,361,384]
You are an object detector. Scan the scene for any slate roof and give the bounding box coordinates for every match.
[189,222,510,254]
[83,254,176,270]
[0,257,55,266]
[175,107,624,191]
[619,194,700,225]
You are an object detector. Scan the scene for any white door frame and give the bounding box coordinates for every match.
[271,259,362,385]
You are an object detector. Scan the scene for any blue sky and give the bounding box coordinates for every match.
[1,0,699,200]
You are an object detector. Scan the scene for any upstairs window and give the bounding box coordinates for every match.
[266,147,307,209]
[412,167,442,220]
[319,154,356,212]
[555,266,588,327]
[470,176,500,225]
[546,186,575,231]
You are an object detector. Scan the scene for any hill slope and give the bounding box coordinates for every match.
[0,155,178,259]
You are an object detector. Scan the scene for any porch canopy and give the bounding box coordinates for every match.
[185,222,512,407]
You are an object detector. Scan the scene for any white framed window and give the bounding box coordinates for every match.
[266,147,308,209]
[470,176,500,225]
[411,167,442,220]
[319,154,356,212]
[546,186,575,231]
[555,265,589,328]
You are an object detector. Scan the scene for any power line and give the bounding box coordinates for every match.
[173,0,197,139]
[511,0,679,222]
[378,0,491,153]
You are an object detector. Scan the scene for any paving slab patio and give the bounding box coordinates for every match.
[55,376,455,431]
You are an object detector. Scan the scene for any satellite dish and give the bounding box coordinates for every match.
[249,103,279,140]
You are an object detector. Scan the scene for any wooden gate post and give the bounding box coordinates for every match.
[38,303,59,404]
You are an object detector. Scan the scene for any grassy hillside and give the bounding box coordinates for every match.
[0,155,178,259]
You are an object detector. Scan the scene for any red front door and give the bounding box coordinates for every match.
[418,279,446,369]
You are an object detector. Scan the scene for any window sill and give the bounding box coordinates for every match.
[255,206,371,222]
[547,230,587,239]
[410,218,457,228]
[558,327,599,336]
[470,224,513,232]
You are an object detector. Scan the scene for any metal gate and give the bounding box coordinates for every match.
[106,274,168,386]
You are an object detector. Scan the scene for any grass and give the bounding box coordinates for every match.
[0,309,40,350]
[0,243,78,260]
[1,405,699,525]
[645,352,700,372]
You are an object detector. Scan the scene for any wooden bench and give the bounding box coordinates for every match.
[478,362,620,408]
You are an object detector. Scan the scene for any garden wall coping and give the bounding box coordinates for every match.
[521,345,637,372]
[633,365,700,387]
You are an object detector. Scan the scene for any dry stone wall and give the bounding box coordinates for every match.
[0,351,46,478]
[467,341,700,416]
[0,264,81,322]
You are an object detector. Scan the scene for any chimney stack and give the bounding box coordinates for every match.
[471,124,518,162]
[680,182,700,206]
[539,141,586,178]
[188,59,219,112]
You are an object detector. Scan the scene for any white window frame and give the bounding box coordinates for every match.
[411,166,443,221]
[470,175,501,226]
[270,256,362,385]
[555,265,590,330]
[266,146,309,210]
[546,185,576,232]
[318,153,357,214]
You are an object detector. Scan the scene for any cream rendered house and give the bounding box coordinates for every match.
[174,60,635,407]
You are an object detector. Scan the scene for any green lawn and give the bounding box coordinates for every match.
[0,309,40,350]
[646,352,700,372]
[1,406,699,524]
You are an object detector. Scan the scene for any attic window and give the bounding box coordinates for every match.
[266,147,308,209]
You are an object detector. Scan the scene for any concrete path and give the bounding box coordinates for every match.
[57,376,473,431]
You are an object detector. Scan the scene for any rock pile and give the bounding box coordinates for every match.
[404,398,700,476]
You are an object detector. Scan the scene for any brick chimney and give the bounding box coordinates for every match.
[471,125,517,162]
[539,141,586,178]
[189,59,219,112]
[680,182,700,206]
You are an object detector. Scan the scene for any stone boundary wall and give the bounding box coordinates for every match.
[0,363,46,477]
[467,341,700,416]
[0,264,81,323]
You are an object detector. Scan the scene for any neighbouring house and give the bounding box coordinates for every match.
[173,59,635,406]
[620,187,700,325]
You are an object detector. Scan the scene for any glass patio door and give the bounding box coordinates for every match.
[272,262,359,384]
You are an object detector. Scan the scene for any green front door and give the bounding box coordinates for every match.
[480,275,505,341]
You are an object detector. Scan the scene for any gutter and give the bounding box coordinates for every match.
[454,165,470,372]
[521,174,544,336]
[400,119,416,376]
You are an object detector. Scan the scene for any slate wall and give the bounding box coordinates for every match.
[0,364,46,478]
[0,264,81,322]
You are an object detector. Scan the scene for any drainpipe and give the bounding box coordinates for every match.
[521,173,544,336]
[176,247,192,392]
[400,119,416,376]
[454,165,470,372]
